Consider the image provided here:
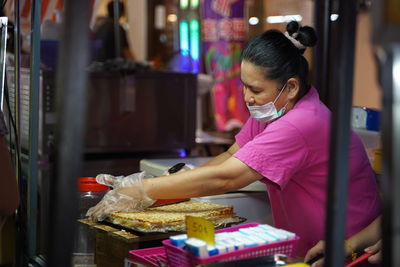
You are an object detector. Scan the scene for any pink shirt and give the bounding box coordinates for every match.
[234,88,381,257]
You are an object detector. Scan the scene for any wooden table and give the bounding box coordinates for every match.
[79,219,173,267]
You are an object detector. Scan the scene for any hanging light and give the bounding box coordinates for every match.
[167,14,178,23]
[191,0,199,9]
[189,19,200,61]
[249,17,259,25]
[180,20,189,55]
[180,0,189,9]
[330,14,339,21]
[266,15,302,24]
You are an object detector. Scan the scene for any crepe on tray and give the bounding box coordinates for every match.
[108,200,241,233]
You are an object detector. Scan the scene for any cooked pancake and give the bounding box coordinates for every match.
[109,200,235,232]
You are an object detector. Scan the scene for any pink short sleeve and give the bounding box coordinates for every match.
[235,117,259,147]
[234,120,308,189]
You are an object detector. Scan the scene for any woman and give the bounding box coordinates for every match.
[88,21,381,258]
[0,110,19,217]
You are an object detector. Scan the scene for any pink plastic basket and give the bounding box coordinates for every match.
[162,223,299,267]
[128,246,168,267]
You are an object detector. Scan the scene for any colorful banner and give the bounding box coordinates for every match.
[201,0,248,132]
[5,0,100,24]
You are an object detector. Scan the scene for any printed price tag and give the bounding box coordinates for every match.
[185,216,215,245]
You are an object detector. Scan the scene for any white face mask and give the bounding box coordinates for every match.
[247,83,288,123]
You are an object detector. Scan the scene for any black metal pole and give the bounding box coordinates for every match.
[388,43,400,267]
[313,0,332,108]
[379,45,394,267]
[12,0,24,266]
[27,0,41,259]
[47,0,90,266]
[370,0,400,265]
[379,44,400,267]
[370,0,400,264]
[113,0,121,58]
[324,0,358,266]
[12,0,20,189]
[0,17,8,110]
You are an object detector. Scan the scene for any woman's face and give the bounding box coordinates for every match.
[240,60,289,109]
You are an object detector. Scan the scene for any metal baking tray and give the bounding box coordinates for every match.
[102,216,247,235]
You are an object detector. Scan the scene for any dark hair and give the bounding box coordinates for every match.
[107,1,124,18]
[241,21,317,99]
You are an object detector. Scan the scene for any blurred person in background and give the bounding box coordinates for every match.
[94,0,135,62]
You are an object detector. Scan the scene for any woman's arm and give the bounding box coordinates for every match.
[200,143,240,167]
[0,135,19,216]
[347,216,381,252]
[144,155,262,199]
[88,155,263,221]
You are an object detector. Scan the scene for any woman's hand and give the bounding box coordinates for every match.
[86,172,155,221]
[365,240,382,264]
[305,239,382,266]
[95,173,123,186]
[304,240,325,267]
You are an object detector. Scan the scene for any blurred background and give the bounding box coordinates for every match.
[0,0,398,266]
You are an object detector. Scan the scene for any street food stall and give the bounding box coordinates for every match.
[2,0,400,267]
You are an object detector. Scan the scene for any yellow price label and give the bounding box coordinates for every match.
[185,216,215,245]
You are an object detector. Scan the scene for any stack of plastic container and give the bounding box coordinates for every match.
[128,223,299,267]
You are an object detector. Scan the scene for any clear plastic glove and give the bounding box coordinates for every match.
[86,171,156,222]
[95,174,124,187]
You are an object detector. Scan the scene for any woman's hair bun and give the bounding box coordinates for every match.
[286,21,300,36]
[286,21,317,48]
[297,26,317,47]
